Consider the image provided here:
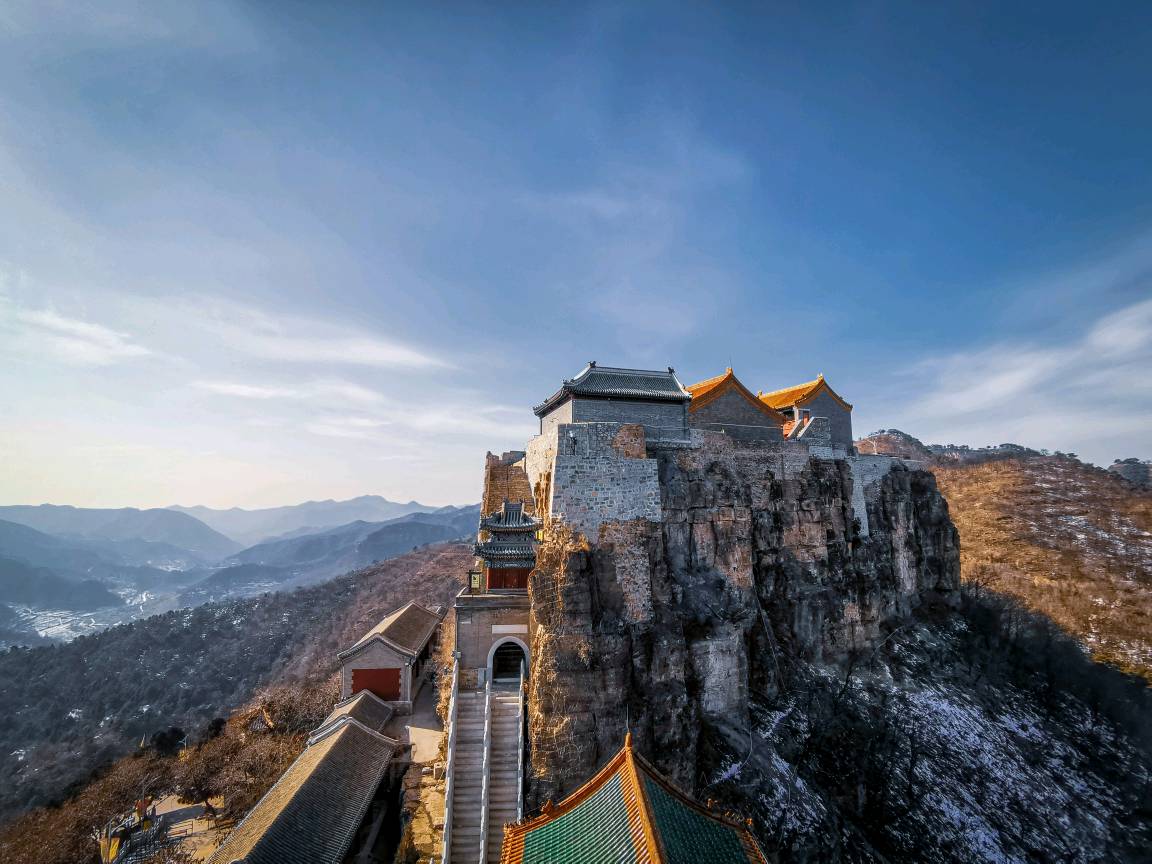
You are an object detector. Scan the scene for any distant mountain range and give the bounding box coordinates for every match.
[0,504,240,560]
[181,506,481,603]
[0,519,203,595]
[168,495,457,546]
[0,496,481,646]
[0,517,212,645]
[0,557,121,610]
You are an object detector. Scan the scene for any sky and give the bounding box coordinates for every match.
[1,1,1150,509]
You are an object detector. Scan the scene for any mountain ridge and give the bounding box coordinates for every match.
[0,505,240,560]
[168,494,468,546]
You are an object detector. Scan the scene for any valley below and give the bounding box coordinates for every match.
[0,498,479,648]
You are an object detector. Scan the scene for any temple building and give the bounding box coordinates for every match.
[686,367,786,442]
[337,601,445,711]
[758,374,854,449]
[534,362,692,443]
[439,361,875,862]
[499,734,768,864]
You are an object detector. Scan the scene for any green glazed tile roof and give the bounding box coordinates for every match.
[641,773,752,864]
[502,737,766,864]
[519,773,640,864]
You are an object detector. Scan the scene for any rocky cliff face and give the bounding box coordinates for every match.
[526,437,958,804]
[524,437,1152,863]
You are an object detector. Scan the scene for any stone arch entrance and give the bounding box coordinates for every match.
[487,637,528,683]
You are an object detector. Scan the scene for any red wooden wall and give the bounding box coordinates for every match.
[486,567,529,590]
[352,667,401,700]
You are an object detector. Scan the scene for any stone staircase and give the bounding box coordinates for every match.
[446,685,523,864]
[485,686,522,863]
[447,689,486,863]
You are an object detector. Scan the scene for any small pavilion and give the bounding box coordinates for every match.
[336,601,444,711]
[473,499,541,591]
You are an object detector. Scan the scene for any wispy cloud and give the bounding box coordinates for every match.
[0,0,260,52]
[1004,229,1152,319]
[899,296,1152,462]
[0,296,151,366]
[193,369,533,443]
[305,415,390,439]
[193,378,386,404]
[166,297,449,370]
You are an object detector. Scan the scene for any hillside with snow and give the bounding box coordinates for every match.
[858,430,1152,680]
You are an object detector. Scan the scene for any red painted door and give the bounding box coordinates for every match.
[352,668,401,700]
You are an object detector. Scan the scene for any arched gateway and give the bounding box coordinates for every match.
[488,636,529,682]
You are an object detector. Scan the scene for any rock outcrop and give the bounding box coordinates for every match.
[525,434,959,807]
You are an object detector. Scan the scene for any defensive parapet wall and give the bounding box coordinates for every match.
[526,417,918,542]
[526,422,661,541]
[551,423,661,541]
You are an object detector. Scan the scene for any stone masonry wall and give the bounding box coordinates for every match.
[524,427,559,518]
[482,451,534,517]
[610,423,646,459]
[547,422,662,541]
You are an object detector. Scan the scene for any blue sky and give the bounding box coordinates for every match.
[1,1,1150,508]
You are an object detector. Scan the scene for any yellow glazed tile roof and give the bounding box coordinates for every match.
[686,368,787,423]
[758,374,853,411]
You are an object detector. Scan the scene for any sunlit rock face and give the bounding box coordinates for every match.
[525,434,960,808]
[522,436,1152,863]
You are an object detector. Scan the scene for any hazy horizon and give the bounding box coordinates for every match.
[2,2,1150,509]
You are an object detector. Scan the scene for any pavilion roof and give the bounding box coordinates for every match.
[686,368,787,423]
[338,601,443,660]
[500,734,767,864]
[480,500,542,531]
[534,363,690,417]
[758,374,853,411]
[474,538,536,569]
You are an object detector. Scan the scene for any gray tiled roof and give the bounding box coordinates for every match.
[314,690,394,737]
[534,362,690,416]
[338,601,443,659]
[480,500,542,531]
[207,721,397,864]
[474,539,536,559]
